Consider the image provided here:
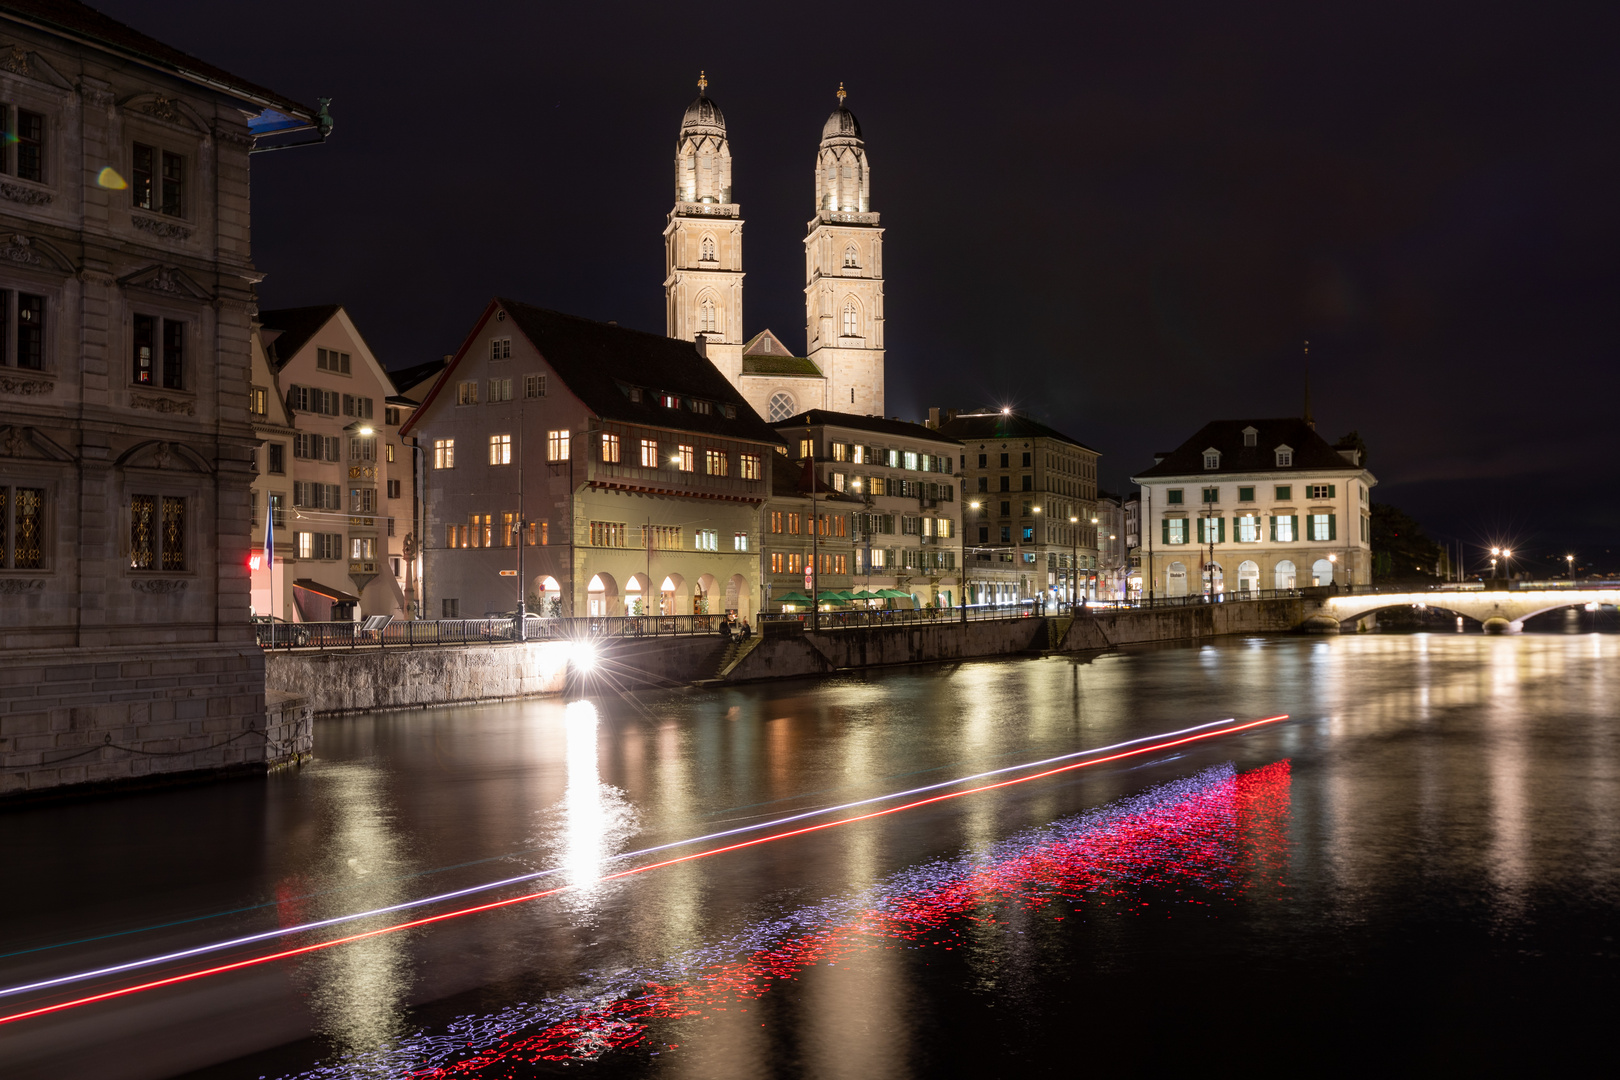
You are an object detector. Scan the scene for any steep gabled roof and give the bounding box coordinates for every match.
[1,0,317,128]
[403,298,782,445]
[1131,418,1365,480]
[388,357,449,401]
[779,409,961,445]
[935,411,1099,454]
[258,305,340,369]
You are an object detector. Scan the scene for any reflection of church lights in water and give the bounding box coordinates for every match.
[563,700,606,888]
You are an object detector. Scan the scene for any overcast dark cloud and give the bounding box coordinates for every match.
[97,0,1620,568]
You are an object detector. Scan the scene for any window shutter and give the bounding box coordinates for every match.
[1162,519,1169,544]
[1291,515,1299,542]
[1218,517,1226,543]
[1269,516,1277,543]
[1328,514,1337,541]
[1328,484,1336,498]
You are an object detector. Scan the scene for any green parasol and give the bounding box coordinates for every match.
[776,591,813,606]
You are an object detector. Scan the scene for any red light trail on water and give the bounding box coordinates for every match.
[0,713,1288,1028]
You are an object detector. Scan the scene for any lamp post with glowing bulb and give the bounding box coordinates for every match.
[1567,553,1576,581]
[1069,515,1079,612]
[1328,552,1338,590]
[1502,548,1513,584]
[1490,546,1501,580]
[967,499,981,617]
[1090,516,1099,605]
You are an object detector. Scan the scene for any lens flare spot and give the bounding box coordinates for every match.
[96,166,128,190]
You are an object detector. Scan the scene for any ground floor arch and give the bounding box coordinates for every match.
[587,572,619,617]
[1203,561,1224,596]
[659,572,687,615]
[532,574,563,616]
[1237,560,1260,593]
[695,572,719,614]
[726,573,749,621]
[1312,558,1335,586]
[1167,561,1188,597]
[624,573,652,616]
[1274,560,1296,590]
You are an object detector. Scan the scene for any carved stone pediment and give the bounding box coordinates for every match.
[0,181,52,207]
[0,374,53,398]
[0,233,74,271]
[115,438,211,472]
[118,264,212,301]
[0,424,73,460]
[0,43,71,89]
[118,92,208,133]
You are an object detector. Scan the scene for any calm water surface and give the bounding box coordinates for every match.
[3,632,1617,1077]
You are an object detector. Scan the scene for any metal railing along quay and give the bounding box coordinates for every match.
[254,613,748,650]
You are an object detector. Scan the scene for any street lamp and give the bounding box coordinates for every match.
[1328,552,1338,590]
[1490,546,1501,580]
[1069,515,1079,611]
[1501,548,1513,582]
[1567,553,1576,581]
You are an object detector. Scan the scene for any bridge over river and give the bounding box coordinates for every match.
[1316,584,1620,633]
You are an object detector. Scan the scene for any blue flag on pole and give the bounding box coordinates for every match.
[263,500,274,568]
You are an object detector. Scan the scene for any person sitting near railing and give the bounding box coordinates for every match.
[740,617,752,641]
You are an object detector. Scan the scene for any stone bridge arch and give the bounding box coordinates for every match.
[1316,589,1620,633]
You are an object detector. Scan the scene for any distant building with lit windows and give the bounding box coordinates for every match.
[1131,418,1376,597]
[932,409,1100,606]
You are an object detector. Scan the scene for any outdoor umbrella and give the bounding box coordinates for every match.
[851,589,879,600]
[817,591,850,604]
[776,591,813,606]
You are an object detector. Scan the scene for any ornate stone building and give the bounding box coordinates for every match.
[665,79,885,423]
[0,0,323,795]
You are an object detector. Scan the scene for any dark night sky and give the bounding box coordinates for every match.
[96,0,1619,570]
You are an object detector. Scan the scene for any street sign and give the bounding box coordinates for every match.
[499,570,518,577]
[804,564,814,591]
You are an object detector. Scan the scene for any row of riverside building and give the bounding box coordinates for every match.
[0,3,1376,795]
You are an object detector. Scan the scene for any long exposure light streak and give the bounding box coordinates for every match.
[0,713,1286,1026]
[0,714,1244,1002]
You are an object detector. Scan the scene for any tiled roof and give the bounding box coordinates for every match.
[778,409,961,445]
[387,357,448,401]
[935,412,1099,454]
[489,299,782,444]
[1,0,316,122]
[742,354,822,376]
[259,305,340,369]
[1131,418,1364,480]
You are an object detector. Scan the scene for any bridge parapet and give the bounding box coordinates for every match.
[1316,588,1620,633]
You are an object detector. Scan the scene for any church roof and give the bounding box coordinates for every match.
[740,330,821,376]
[1130,418,1366,480]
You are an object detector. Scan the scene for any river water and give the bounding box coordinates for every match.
[3,630,1617,1077]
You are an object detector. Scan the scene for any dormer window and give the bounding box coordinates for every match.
[1275,445,1294,467]
[1203,449,1221,470]
[1242,426,1258,447]
[660,394,680,409]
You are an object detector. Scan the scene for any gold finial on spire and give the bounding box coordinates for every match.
[837,81,846,105]
[698,70,708,93]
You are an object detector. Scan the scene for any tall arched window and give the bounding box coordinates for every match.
[700,236,716,262]
[843,243,859,269]
[699,297,716,334]
[842,301,859,337]
[768,391,796,422]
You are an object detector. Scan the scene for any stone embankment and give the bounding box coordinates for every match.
[0,644,310,803]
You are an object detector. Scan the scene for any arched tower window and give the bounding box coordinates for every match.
[699,297,717,334]
[768,391,796,422]
[842,301,859,337]
[700,235,716,263]
[843,243,859,269]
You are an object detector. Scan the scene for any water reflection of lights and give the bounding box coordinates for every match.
[568,640,599,673]
[563,700,608,889]
[1,715,1279,1011]
[282,760,1293,1075]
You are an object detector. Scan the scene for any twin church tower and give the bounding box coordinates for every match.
[663,75,885,422]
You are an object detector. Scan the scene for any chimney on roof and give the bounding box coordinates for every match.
[927,407,940,429]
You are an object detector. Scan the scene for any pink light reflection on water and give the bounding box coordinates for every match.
[317,761,1291,1077]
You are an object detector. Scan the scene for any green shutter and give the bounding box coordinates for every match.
[1291,515,1299,542]
[1162,518,1169,545]
[1328,484,1336,498]
[1269,516,1277,542]
[1218,517,1226,543]
[1328,514,1337,541]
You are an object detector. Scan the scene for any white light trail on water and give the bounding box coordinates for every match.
[0,714,1239,1001]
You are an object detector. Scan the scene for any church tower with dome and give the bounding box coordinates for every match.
[664,73,745,387]
[804,84,885,416]
[664,78,886,422]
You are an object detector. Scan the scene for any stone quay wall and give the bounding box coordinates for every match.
[265,635,733,716]
[0,644,304,801]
